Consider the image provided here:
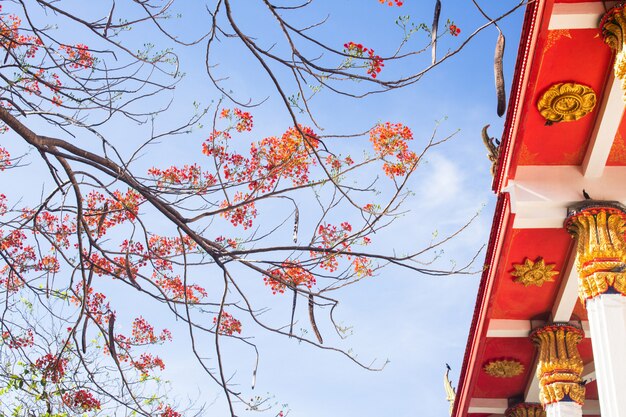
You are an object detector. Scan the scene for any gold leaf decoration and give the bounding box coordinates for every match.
[602,5,626,100]
[537,83,596,123]
[565,203,626,301]
[483,359,524,378]
[505,403,546,417]
[511,257,559,287]
[531,324,585,406]
[544,29,571,53]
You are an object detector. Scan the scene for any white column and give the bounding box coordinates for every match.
[586,294,626,417]
[545,402,582,417]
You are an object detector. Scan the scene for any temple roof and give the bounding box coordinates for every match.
[453,1,626,416]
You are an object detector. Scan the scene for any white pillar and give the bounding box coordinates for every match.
[545,402,582,417]
[565,202,626,417]
[586,294,626,417]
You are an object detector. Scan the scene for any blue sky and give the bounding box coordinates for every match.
[149,2,526,416]
[0,1,526,416]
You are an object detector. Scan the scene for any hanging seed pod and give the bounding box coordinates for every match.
[431,0,441,65]
[495,30,506,117]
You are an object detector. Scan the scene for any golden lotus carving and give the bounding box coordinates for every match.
[505,403,546,417]
[531,324,585,406]
[565,202,626,301]
[602,5,626,100]
[537,83,596,123]
[511,257,559,287]
[483,359,524,378]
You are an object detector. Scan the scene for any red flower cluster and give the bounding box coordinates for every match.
[130,316,172,345]
[155,275,207,303]
[35,353,68,383]
[352,256,374,277]
[159,405,182,417]
[148,164,204,189]
[0,194,6,216]
[85,189,145,237]
[343,41,384,78]
[147,234,197,272]
[0,10,72,106]
[0,229,35,291]
[0,147,10,171]
[314,222,354,271]
[35,211,76,248]
[131,352,166,376]
[449,24,461,36]
[0,10,42,58]
[36,255,60,273]
[265,261,316,294]
[220,108,254,132]
[369,122,418,177]
[219,192,257,229]
[379,0,404,5]
[213,311,242,335]
[62,389,101,412]
[71,283,110,325]
[2,329,34,349]
[60,43,94,69]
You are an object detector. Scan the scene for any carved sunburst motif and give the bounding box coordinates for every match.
[537,83,596,123]
[511,257,559,287]
[483,359,524,378]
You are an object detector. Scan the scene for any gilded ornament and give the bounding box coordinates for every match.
[537,83,596,123]
[511,257,559,287]
[483,359,524,378]
[531,324,585,406]
[565,202,626,301]
[505,403,545,417]
[601,4,626,100]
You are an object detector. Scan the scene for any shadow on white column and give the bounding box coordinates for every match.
[586,294,626,417]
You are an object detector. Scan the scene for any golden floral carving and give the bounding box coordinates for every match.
[602,5,626,99]
[565,203,626,301]
[505,403,546,417]
[511,257,559,287]
[531,324,585,406]
[537,83,596,123]
[483,359,524,378]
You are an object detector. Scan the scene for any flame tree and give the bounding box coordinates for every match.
[0,1,523,415]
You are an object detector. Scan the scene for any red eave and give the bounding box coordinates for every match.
[494,0,553,194]
[452,193,512,417]
[454,0,614,414]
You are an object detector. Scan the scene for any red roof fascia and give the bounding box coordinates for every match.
[452,192,512,417]
[493,0,555,193]
[454,1,558,414]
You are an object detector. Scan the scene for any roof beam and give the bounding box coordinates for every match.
[549,2,618,30]
[551,249,579,322]
[582,72,623,178]
[487,319,590,338]
[486,319,531,338]
[505,166,626,228]
[468,398,508,414]
[469,398,600,414]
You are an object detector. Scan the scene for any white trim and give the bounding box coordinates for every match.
[552,250,580,322]
[486,319,531,337]
[487,319,590,338]
[583,73,623,178]
[469,399,600,415]
[586,295,626,416]
[505,166,626,228]
[549,2,617,30]
[468,398,508,414]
